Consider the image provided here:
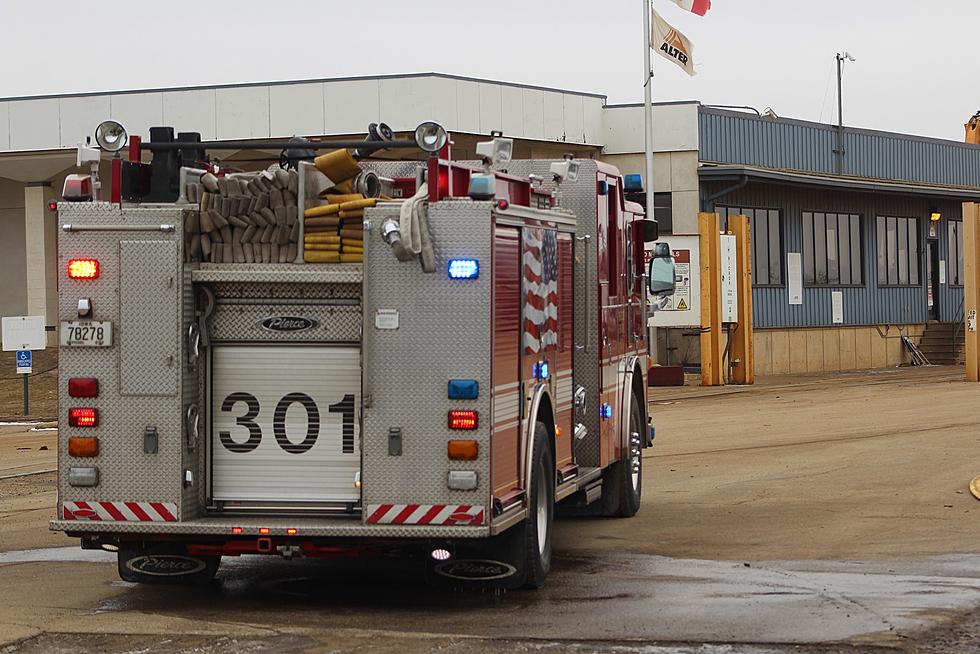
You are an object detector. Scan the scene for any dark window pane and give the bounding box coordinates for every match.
[826,213,839,284]
[908,218,919,285]
[803,212,814,283]
[838,214,851,285]
[752,212,765,285]
[768,211,781,284]
[897,217,909,285]
[886,216,898,285]
[814,213,827,284]
[877,216,886,284]
[850,215,862,284]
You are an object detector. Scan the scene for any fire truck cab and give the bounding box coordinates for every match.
[51,120,675,588]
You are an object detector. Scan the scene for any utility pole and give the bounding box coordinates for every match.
[835,51,855,175]
[643,0,655,224]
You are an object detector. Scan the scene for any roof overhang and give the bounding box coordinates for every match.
[699,164,980,202]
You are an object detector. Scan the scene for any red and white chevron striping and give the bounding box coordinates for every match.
[62,500,178,522]
[365,504,485,526]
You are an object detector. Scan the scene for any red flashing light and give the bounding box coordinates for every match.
[69,407,99,427]
[231,527,243,535]
[68,378,99,398]
[68,259,99,280]
[448,410,478,430]
[48,200,58,212]
[258,527,270,535]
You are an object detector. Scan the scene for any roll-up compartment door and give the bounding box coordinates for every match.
[210,345,360,505]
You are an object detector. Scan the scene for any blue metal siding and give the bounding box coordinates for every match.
[714,184,964,328]
[700,108,980,188]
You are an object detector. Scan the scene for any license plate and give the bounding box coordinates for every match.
[60,321,113,347]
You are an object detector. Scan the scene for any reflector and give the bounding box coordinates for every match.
[447,439,479,460]
[67,436,99,457]
[68,378,99,398]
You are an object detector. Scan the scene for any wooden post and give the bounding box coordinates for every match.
[728,214,755,384]
[964,202,980,382]
[699,212,723,386]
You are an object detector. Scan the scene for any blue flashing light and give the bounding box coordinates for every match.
[532,361,550,381]
[601,403,613,420]
[448,379,479,400]
[624,174,644,192]
[448,259,479,279]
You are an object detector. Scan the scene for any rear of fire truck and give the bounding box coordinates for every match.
[50,119,674,588]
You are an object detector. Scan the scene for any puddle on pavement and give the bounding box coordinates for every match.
[3,545,980,645]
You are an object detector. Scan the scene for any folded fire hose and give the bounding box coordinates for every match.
[392,183,435,273]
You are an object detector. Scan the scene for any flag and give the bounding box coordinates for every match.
[523,227,559,354]
[651,8,696,77]
[668,0,711,16]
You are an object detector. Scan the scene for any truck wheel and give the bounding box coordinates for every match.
[602,392,643,517]
[117,543,220,585]
[522,421,554,588]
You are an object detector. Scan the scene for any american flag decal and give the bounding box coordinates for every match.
[523,227,559,353]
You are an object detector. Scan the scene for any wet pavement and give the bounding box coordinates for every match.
[2,545,979,652]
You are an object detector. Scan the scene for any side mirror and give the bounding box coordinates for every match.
[647,243,676,297]
[641,219,659,242]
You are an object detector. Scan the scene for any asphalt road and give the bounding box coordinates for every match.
[1,366,978,653]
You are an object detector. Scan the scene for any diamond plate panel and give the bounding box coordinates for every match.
[208,304,361,343]
[55,203,187,524]
[362,200,492,519]
[119,239,180,396]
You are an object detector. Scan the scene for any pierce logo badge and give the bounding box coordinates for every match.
[433,559,518,581]
[259,316,318,332]
[125,555,207,577]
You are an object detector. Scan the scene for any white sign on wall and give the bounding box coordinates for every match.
[720,235,738,323]
[787,253,803,306]
[831,291,844,324]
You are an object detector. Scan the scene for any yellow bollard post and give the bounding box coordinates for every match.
[728,214,755,384]
[699,212,723,386]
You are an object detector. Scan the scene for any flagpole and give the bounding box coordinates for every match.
[642,0,655,225]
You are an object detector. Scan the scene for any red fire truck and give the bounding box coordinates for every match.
[51,119,675,588]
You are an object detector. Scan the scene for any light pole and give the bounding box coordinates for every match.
[835,51,856,174]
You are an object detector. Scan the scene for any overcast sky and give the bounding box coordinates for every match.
[1,0,976,141]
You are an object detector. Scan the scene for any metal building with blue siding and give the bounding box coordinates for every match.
[642,106,980,374]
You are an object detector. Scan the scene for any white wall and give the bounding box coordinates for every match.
[602,102,700,154]
[0,74,608,152]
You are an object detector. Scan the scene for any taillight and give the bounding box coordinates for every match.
[68,378,99,398]
[448,410,478,430]
[68,259,99,279]
[69,407,99,427]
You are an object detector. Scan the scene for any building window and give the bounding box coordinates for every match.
[802,212,863,286]
[876,215,920,286]
[718,206,783,286]
[948,220,964,287]
[653,193,672,234]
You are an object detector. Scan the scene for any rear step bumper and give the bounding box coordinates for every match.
[50,518,490,539]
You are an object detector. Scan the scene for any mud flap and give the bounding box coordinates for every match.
[423,526,527,591]
[117,543,220,585]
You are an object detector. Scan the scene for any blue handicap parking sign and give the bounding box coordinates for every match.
[16,350,32,368]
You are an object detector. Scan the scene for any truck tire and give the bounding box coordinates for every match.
[117,543,220,585]
[601,391,643,517]
[521,421,555,587]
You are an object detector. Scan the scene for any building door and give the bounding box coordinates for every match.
[927,240,940,321]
